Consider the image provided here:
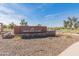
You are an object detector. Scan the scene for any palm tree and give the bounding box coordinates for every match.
[68,17,73,29]
[64,20,70,29]
[64,16,79,29]
[72,17,78,29]
[64,20,68,28]
[74,21,79,29]
[20,19,27,26]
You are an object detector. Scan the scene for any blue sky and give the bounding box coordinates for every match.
[1,3,79,27]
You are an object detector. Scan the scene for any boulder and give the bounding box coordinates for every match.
[2,32,14,39]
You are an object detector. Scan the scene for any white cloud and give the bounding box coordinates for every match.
[9,4,33,14]
[42,10,79,27]
[0,4,15,15]
[0,4,28,25]
[0,14,28,25]
[0,7,15,14]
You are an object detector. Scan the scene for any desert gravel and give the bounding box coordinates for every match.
[0,34,79,56]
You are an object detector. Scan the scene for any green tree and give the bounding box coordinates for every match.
[37,24,41,26]
[8,22,16,29]
[3,24,7,28]
[68,17,73,29]
[74,21,79,29]
[64,20,69,28]
[64,16,79,29]
[20,19,27,26]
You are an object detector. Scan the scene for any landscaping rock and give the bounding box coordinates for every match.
[2,32,14,39]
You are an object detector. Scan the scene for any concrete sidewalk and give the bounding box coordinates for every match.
[59,42,79,56]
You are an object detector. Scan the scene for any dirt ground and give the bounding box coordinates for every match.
[0,34,79,56]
